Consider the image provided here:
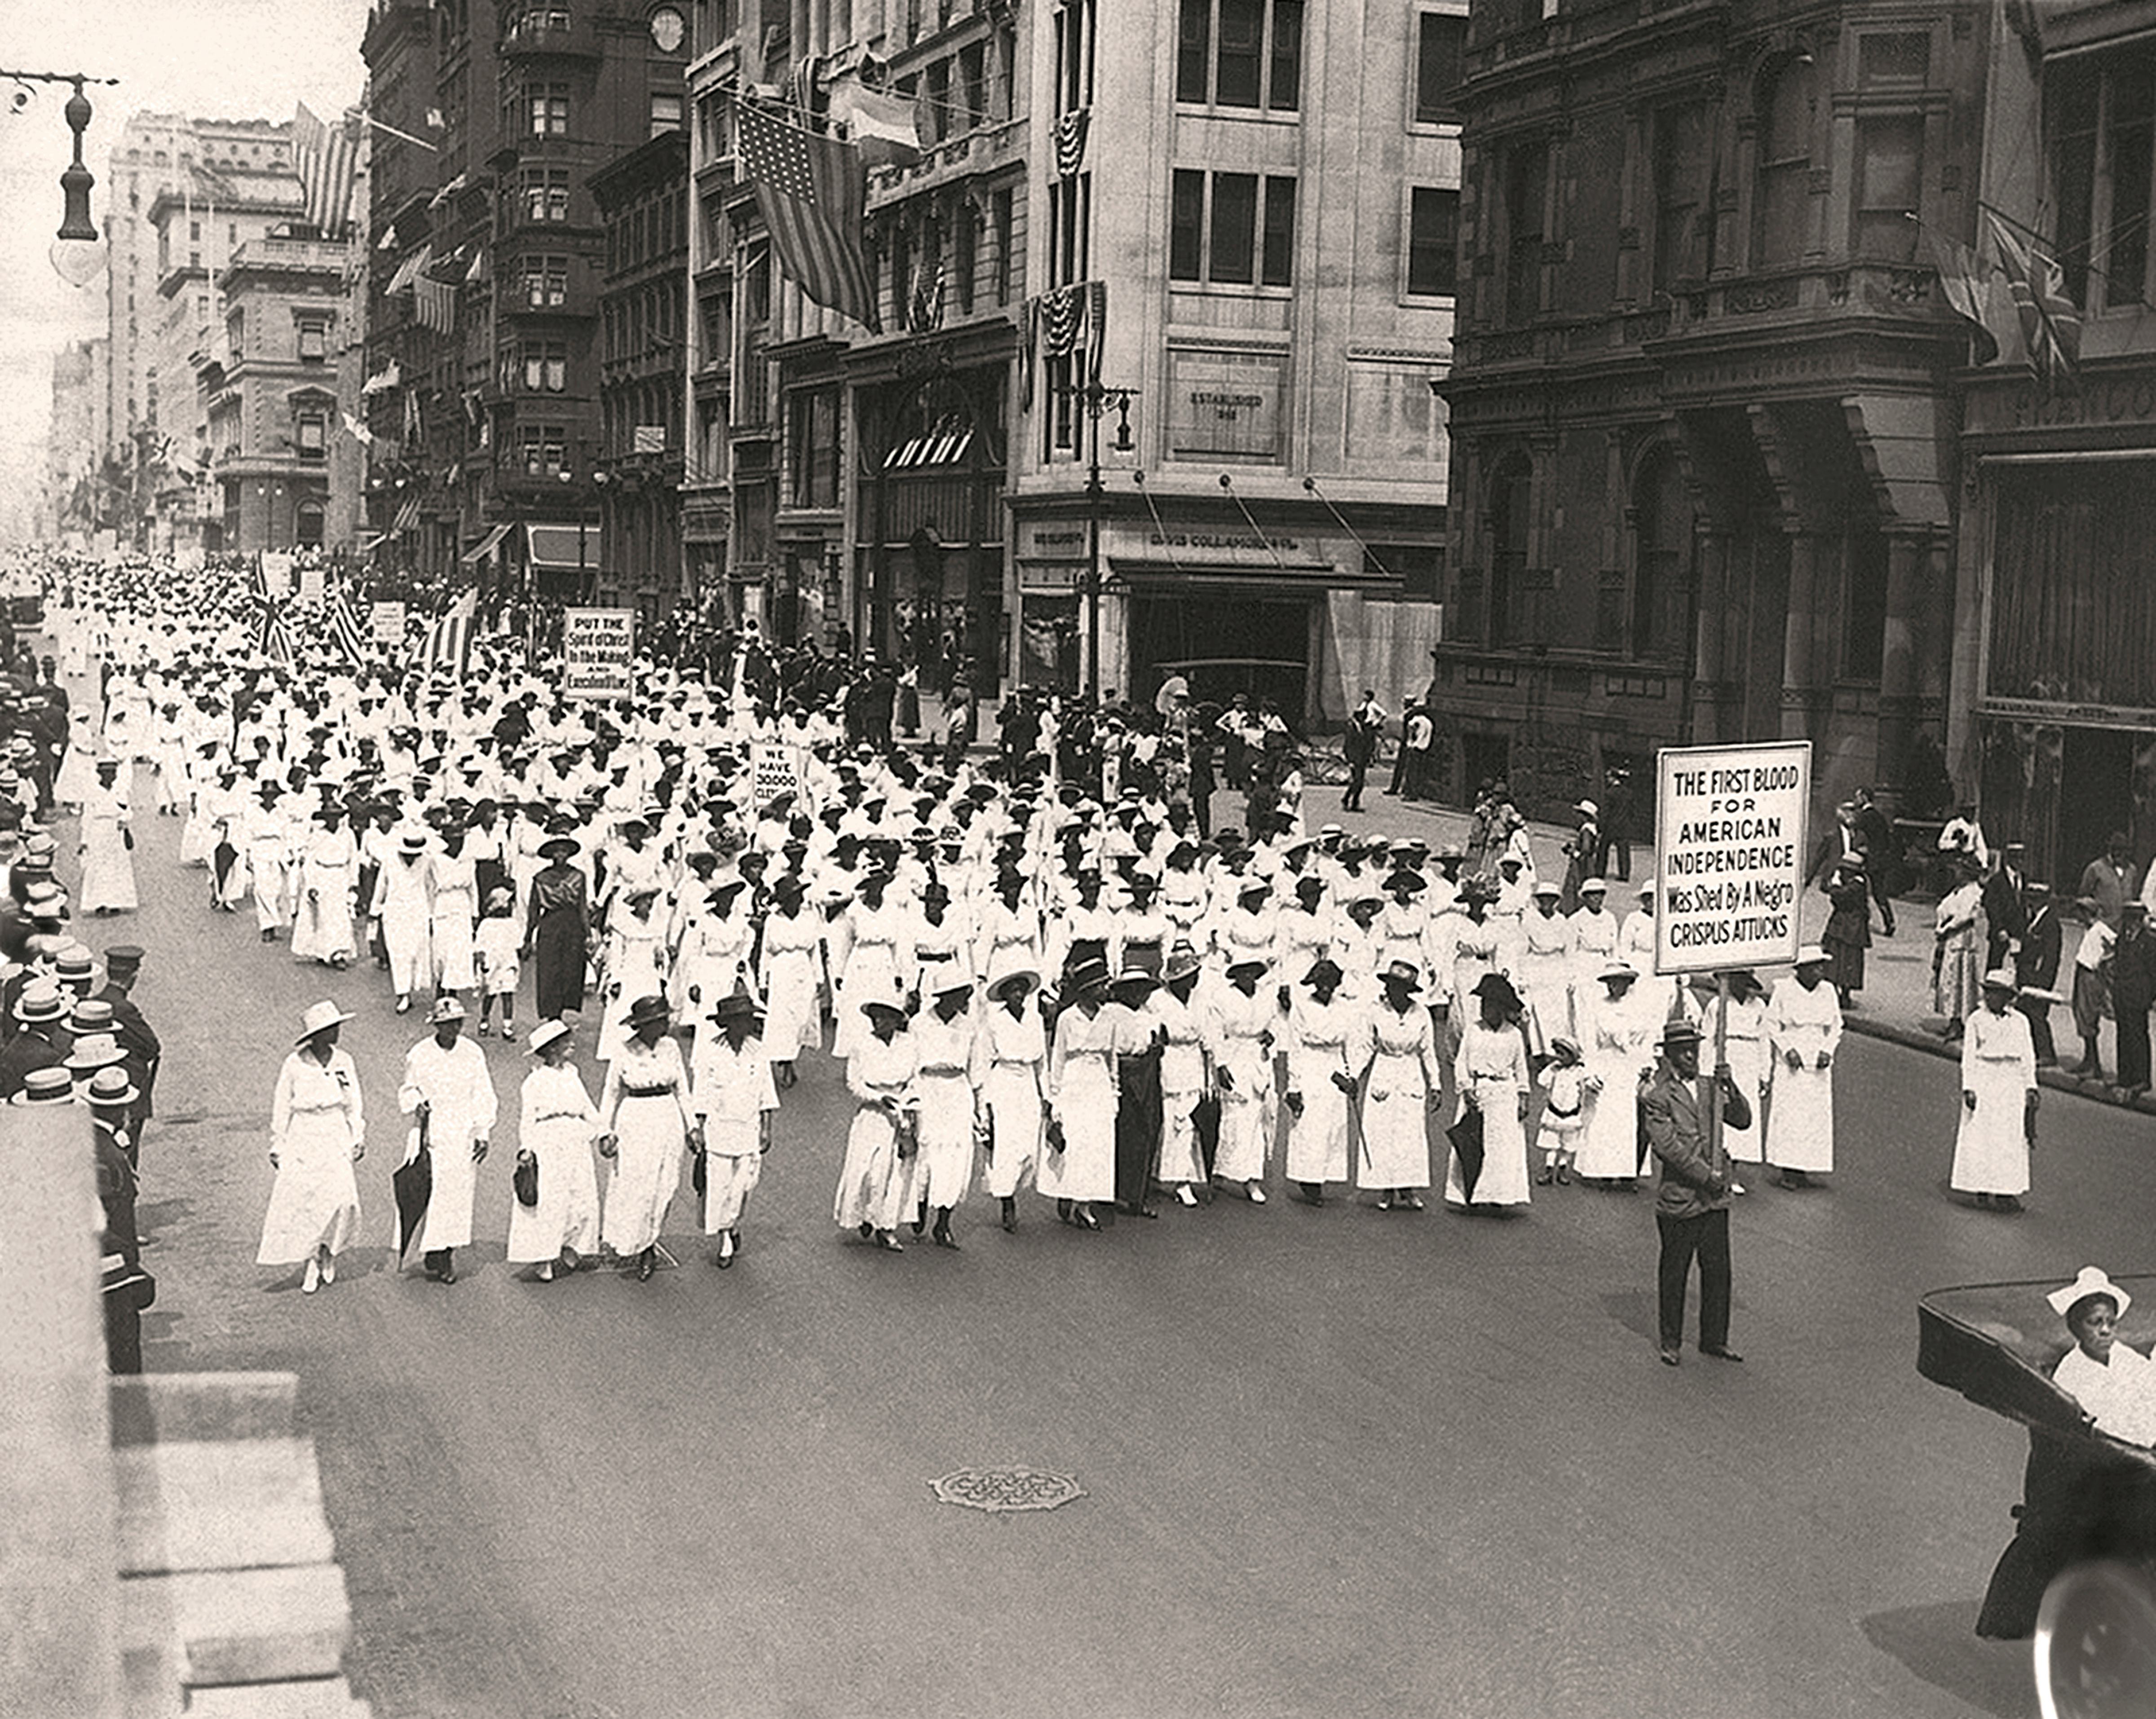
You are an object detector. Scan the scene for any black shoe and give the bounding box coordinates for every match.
[1000,1199,1017,1233]
[933,1229,960,1250]
[1074,1207,1100,1231]
[1056,1199,1075,1226]
[1974,1192,1993,1208]
[1554,1165,1571,1186]
[636,1249,655,1281]
[1534,1167,1554,1186]
[859,1221,875,1239]
[873,1231,905,1253]
[1701,1345,1744,1363]
[1997,1195,2025,1213]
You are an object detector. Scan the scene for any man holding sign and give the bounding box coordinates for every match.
[1645,1018,1752,1367]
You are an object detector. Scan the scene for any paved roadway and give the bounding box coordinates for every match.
[96,776,2134,1719]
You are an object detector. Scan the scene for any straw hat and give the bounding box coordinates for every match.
[527,1020,573,1055]
[296,999,355,1043]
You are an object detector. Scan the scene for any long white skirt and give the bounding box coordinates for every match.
[1764,1059,1834,1173]
[1445,1086,1531,1207]
[1284,1079,1352,1183]
[1950,1062,2032,1196]
[700,1150,764,1234]
[898,1071,974,1212]
[506,1115,602,1262]
[1575,1064,1644,1179]
[1158,1086,1206,1187]
[763,949,822,1058]
[80,820,138,912]
[981,1065,1044,1198]
[834,1105,906,1230]
[600,1093,685,1255]
[256,1110,362,1264]
[1356,1057,1433,1189]
[1039,1058,1117,1202]
[1211,1057,1275,1184]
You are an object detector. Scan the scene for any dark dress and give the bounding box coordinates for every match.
[527,865,591,1021]
[1822,875,1872,994]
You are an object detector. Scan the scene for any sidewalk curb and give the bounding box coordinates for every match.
[1842,1011,2156,1114]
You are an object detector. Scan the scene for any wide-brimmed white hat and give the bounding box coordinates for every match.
[1794,944,1829,967]
[296,1000,355,1043]
[2049,1267,2131,1318]
[1980,966,2018,992]
[1598,959,1638,983]
[427,994,468,1024]
[528,1019,572,1055]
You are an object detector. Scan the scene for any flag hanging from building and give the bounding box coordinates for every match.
[387,243,433,294]
[1925,229,2002,366]
[734,99,881,332]
[1987,211,2081,393]
[413,272,457,334]
[827,77,921,169]
[421,590,478,679]
[293,103,360,237]
[402,390,423,449]
[1021,278,1107,408]
[341,411,377,447]
[1052,108,1091,179]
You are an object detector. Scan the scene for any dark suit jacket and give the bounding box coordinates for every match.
[2016,907,2062,992]
[1645,1062,1753,1220]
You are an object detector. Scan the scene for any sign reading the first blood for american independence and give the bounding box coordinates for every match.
[1652,742,1810,975]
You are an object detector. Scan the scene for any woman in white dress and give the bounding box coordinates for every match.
[688,987,779,1267]
[833,871,910,1062]
[1447,972,1532,1210]
[1765,945,1842,1189]
[1576,960,1661,1186]
[1206,957,1280,1203]
[1149,945,1212,1207]
[978,967,1047,1231]
[596,994,694,1279]
[904,974,980,1247]
[596,887,667,1065]
[256,1001,364,1295]
[1354,959,1441,1208]
[507,1020,602,1282]
[1714,970,1770,1182]
[426,826,481,1010]
[1951,969,2039,1210]
[834,997,918,1251]
[1040,955,1121,1228]
[757,874,826,1084]
[77,758,137,915]
[1282,958,1366,1204]
[290,805,359,968]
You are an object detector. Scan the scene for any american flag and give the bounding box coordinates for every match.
[328,588,370,664]
[422,590,478,679]
[293,104,360,238]
[734,100,879,332]
[413,273,457,335]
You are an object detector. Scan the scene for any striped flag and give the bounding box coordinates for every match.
[413,272,457,334]
[1988,211,2081,394]
[734,100,880,332]
[422,590,478,679]
[328,588,370,663]
[256,597,296,667]
[293,104,360,237]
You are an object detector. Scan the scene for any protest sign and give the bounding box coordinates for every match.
[1653,742,1810,975]
[562,607,636,701]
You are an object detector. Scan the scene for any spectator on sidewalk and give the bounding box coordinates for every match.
[1603,767,1636,882]
[1933,857,1984,1040]
[1561,800,1603,914]
[1342,690,1384,813]
[1396,701,1435,801]
[2080,830,2137,931]
[1821,857,1871,1008]
[2072,894,2117,1080]
[2112,903,2156,1098]
[2015,882,2063,1068]
[1940,801,1992,874]
[1984,842,2031,972]
[1853,786,1899,935]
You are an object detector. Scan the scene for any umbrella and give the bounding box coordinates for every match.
[1154,674,1189,719]
[1446,1104,1485,1201]
[393,1110,433,1259]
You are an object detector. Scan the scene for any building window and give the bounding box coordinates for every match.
[1406,186,1457,297]
[1170,170,1295,286]
[1487,453,1531,647]
[296,500,325,547]
[1176,0,1302,111]
[1630,445,1690,659]
[519,424,567,476]
[522,254,569,307]
[1368,542,1442,600]
[959,43,986,132]
[1753,55,1814,268]
[1048,174,1091,287]
[1652,103,1710,291]
[786,388,839,507]
[1503,139,1547,322]
[1851,115,1923,263]
[523,166,571,222]
[2051,53,2154,313]
[650,92,684,137]
[1414,12,1464,124]
[530,83,570,136]
[523,341,567,393]
[992,187,1014,304]
[297,319,328,361]
[1055,0,1095,115]
[296,414,327,460]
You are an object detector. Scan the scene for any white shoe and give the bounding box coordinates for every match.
[320,1255,336,1284]
[1247,1182,1267,1204]
[395,996,411,1014]
[301,1258,321,1294]
[1175,1185,1198,1207]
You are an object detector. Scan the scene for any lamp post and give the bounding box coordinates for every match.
[1076,382,1136,704]
[3,68,120,286]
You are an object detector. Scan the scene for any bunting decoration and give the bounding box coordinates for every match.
[292,103,361,237]
[734,99,881,332]
[1988,211,2081,394]
[1052,108,1091,180]
[1021,279,1108,409]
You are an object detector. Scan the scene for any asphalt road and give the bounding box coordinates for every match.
[94,777,2118,1719]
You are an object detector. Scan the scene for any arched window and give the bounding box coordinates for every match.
[1754,55,1814,267]
[1631,446,1691,659]
[1488,453,1532,647]
[296,500,325,548]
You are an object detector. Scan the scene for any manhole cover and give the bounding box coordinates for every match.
[929,1465,1086,1514]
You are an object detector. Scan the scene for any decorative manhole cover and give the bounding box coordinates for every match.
[930,1465,1086,1514]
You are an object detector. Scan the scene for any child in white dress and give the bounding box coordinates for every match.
[473,888,521,1038]
[1534,1036,1588,1186]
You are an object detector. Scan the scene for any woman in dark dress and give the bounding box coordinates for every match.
[1821,856,1872,1006]
[524,833,591,1021]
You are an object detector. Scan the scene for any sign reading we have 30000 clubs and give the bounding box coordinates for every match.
[1652,741,1811,976]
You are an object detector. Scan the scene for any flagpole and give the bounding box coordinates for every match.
[349,110,439,153]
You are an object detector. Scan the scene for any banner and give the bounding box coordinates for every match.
[751,740,804,809]
[370,601,407,646]
[260,551,295,596]
[298,559,325,604]
[1653,742,1810,975]
[562,606,636,702]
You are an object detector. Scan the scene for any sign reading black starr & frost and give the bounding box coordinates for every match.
[1653,741,1811,975]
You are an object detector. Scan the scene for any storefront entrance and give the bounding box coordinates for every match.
[1128,592,1311,720]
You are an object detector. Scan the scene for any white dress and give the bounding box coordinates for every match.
[371,853,435,996]
[1449,1018,1531,1207]
[398,1036,499,1253]
[1283,995,1366,1184]
[290,827,358,964]
[506,1062,603,1263]
[1206,984,1278,1185]
[598,1035,693,1254]
[77,779,137,912]
[757,906,826,1057]
[901,1006,979,1213]
[1151,986,1211,1187]
[1577,987,1661,1180]
[1764,976,1842,1173]
[834,1029,917,1230]
[689,1032,778,1233]
[1718,994,1770,1165]
[979,1001,1047,1199]
[256,1048,364,1264]
[1039,1001,1121,1203]
[1356,1000,1439,1190]
[1951,1004,2036,1195]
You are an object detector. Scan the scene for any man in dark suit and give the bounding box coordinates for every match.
[2015,882,2062,1067]
[1644,1018,1753,1368]
[1984,841,2032,971]
[1342,690,1384,812]
[0,982,70,1099]
[1851,786,1898,934]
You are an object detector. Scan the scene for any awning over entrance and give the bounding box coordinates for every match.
[526,523,592,571]
[460,522,512,564]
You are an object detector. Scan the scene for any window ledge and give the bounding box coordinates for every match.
[1172,103,1302,124]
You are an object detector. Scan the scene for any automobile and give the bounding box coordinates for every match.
[1919,1277,2156,1718]
[5,592,44,630]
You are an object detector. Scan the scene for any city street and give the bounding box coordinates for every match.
[96,777,2113,1719]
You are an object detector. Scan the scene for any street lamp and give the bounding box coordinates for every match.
[4,68,119,286]
[1074,381,1137,703]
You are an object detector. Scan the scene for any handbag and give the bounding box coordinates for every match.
[512,1150,539,1208]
